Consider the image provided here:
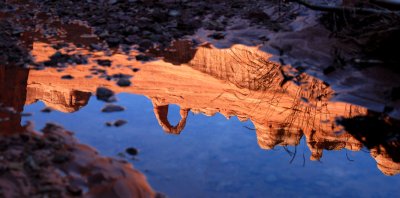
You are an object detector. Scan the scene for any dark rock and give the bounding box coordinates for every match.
[117,78,131,87]
[67,185,82,196]
[61,75,74,79]
[101,104,125,113]
[125,147,138,156]
[138,40,153,51]
[105,122,113,127]
[135,54,151,61]
[208,32,225,40]
[20,134,30,142]
[323,66,336,75]
[112,73,132,79]
[41,107,53,113]
[44,52,88,67]
[168,10,181,17]
[156,192,168,198]
[96,87,116,102]
[132,68,140,72]
[97,59,112,67]
[89,43,103,51]
[106,37,121,47]
[391,87,400,101]
[114,119,127,127]
[52,154,70,164]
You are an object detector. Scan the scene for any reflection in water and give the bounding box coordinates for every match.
[340,114,400,176]
[152,101,189,135]
[5,41,394,176]
[0,67,156,197]
[0,67,29,133]
[2,2,399,197]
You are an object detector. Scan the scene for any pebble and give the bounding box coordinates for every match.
[66,185,83,196]
[61,75,74,80]
[125,147,138,156]
[114,119,127,127]
[52,154,70,164]
[97,59,112,67]
[96,87,116,102]
[208,32,225,40]
[101,104,125,113]
[132,68,140,72]
[116,78,131,87]
[41,107,53,113]
[135,54,151,61]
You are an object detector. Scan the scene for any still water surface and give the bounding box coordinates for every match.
[21,94,400,197]
[0,25,399,198]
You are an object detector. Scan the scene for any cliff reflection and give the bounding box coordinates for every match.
[0,67,29,133]
[1,41,398,176]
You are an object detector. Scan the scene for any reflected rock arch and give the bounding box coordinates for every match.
[151,99,190,134]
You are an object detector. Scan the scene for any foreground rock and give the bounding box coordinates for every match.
[0,123,156,197]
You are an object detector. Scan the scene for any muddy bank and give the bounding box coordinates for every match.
[0,122,156,198]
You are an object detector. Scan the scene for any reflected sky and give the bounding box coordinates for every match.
[21,94,400,197]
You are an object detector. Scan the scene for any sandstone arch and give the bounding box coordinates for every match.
[152,99,190,134]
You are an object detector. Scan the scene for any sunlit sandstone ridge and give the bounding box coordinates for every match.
[26,42,399,175]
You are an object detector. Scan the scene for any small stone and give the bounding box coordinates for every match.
[112,73,132,79]
[135,54,151,61]
[101,104,125,113]
[156,192,168,198]
[97,59,112,67]
[208,32,225,40]
[168,10,181,17]
[20,133,30,142]
[41,107,53,113]
[89,43,103,51]
[106,37,121,47]
[52,154,70,164]
[61,75,74,80]
[132,68,140,72]
[116,78,131,87]
[96,87,115,102]
[125,147,139,156]
[391,87,400,101]
[323,66,336,75]
[21,112,32,117]
[67,185,82,196]
[105,122,113,127]
[114,119,127,127]
[25,155,39,171]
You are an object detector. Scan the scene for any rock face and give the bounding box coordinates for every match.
[26,42,400,175]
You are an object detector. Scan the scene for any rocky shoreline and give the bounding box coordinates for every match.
[0,122,156,198]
